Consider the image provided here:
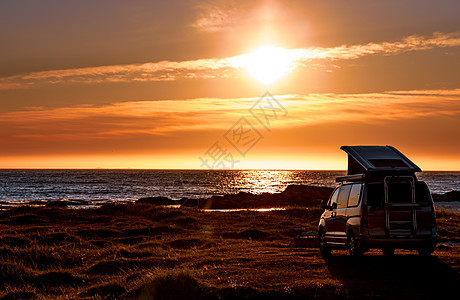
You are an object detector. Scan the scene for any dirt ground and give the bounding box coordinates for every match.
[0,203,458,299]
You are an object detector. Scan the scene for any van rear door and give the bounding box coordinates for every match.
[366,179,434,238]
[385,177,415,237]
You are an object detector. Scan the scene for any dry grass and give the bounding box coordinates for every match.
[0,203,458,299]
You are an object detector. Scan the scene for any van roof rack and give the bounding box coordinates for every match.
[341,145,421,175]
[336,173,365,183]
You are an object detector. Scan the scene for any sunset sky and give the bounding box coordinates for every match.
[1,0,459,170]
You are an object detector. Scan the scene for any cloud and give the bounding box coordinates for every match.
[0,32,459,90]
[191,1,260,33]
[192,4,237,33]
[1,89,459,140]
[1,89,460,171]
[296,32,460,61]
[1,88,459,164]
[0,58,239,90]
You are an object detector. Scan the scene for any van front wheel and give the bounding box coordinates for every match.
[319,230,330,257]
[348,233,363,257]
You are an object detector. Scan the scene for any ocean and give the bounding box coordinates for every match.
[0,170,459,205]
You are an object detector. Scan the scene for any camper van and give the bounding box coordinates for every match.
[318,146,437,257]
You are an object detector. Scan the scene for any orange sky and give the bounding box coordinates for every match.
[1,1,459,170]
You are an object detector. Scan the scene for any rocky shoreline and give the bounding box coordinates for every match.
[431,190,460,202]
[1,185,459,210]
[138,185,334,209]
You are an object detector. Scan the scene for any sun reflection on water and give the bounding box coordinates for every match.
[202,170,346,198]
[236,170,295,194]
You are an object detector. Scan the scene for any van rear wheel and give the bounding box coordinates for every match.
[348,233,363,257]
[417,248,433,256]
[382,248,395,256]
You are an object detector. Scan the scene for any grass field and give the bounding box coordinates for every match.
[0,203,458,299]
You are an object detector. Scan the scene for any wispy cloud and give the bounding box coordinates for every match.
[191,1,253,33]
[296,32,460,61]
[1,89,459,142]
[1,32,459,90]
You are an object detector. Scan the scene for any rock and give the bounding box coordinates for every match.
[27,200,48,205]
[234,192,255,201]
[431,191,460,202]
[136,196,178,205]
[281,185,333,202]
[138,185,334,209]
[45,199,87,207]
[180,198,204,207]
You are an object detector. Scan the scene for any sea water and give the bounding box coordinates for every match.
[0,170,458,204]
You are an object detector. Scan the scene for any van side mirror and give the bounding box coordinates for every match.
[320,201,337,210]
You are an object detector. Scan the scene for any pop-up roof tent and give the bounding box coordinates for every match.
[337,146,421,182]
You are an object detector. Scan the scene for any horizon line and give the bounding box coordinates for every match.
[1,168,459,172]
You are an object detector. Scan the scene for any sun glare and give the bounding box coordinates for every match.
[230,45,298,85]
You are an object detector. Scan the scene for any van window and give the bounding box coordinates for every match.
[337,185,352,208]
[387,182,412,203]
[348,184,362,207]
[367,181,431,206]
[328,187,340,207]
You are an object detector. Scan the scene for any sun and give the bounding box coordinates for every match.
[231,45,297,85]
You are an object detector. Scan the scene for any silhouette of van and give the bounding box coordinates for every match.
[318,146,437,257]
